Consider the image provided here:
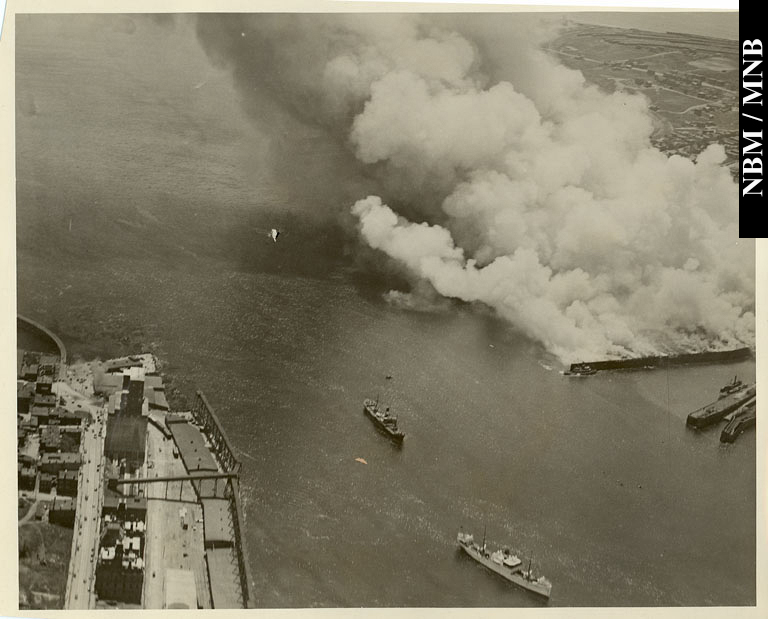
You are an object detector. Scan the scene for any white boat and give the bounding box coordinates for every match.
[457,530,552,600]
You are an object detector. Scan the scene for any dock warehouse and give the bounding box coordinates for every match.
[201,499,234,546]
[167,420,218,473]
[164,568,198,609]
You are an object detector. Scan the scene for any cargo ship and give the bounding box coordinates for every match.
[457,530,552,600]
[719,376,745,399]
[363,398,404,443]
[720,398,756,443]
[686,383,756,429]
[566,347,752,376]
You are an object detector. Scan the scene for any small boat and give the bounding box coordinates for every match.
[363,398,404,443]
[563,363,597,377]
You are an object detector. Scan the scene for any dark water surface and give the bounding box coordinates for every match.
[15,15,755,607]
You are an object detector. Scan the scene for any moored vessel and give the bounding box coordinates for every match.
[686,383,756,429]
[719,376,745,399]
[720,398,756,443]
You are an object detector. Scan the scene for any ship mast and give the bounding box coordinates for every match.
[482,525,487,554]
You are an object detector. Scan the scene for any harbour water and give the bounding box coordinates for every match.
[15,14,755,607]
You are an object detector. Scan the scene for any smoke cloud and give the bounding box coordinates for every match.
[197,14,753,364]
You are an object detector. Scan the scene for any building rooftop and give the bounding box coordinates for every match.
[164,568,198,610]
[105,414,147,461]
[144,375,163,390]
[146,388,169,411]
[104,356,145,373]
[41,426,62,448]
[201,499,234,545]
[51,496,76,511]
[107,391,128,414]
[41,452,80,465]
[93,372,124,396]
[103,492,148,513]
[168,422,218,473]
[129,366,145,383]
[17,382,36,399]
[20,363,38,379]
[30,405,50,418]
[206,547,242,609]
[33,394,56,407]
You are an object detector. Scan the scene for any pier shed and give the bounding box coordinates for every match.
[201,499,234,546]
[167,420,218,473]
[164,568,198,609]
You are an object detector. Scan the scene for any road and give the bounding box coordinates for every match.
[63,399,106,610]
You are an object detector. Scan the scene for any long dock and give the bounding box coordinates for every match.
[569,347,752,375]
[141,394,254,609]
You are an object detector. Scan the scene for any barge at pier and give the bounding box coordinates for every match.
[686,383,756,429]
[567,347,752,375]
[720,399,756,443]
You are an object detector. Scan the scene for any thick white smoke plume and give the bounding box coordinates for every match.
[198,15,754,364]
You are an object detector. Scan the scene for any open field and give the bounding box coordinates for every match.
[549,23,738,165]
[19,522,74,609]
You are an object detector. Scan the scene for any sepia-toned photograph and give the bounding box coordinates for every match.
[7,3,759,613]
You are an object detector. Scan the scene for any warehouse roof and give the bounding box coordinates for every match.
[164,568,198,610]
[169,422,218,473]
[201,499,234,545]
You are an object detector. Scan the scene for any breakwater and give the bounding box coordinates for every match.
[18,314,67,377]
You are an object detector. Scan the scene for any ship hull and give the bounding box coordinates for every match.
[720,400,756,443]
[457,540,551,600]
[686,387,756,429]
[363,404,404,443]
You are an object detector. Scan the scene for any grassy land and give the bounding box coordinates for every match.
[18,497,33,521]
[18,521,73,610]
[550,23,739,165]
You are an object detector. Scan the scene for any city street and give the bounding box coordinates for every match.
[63,390,106,610]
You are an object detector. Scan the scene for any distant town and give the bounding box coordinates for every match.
[550,23,738,169]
